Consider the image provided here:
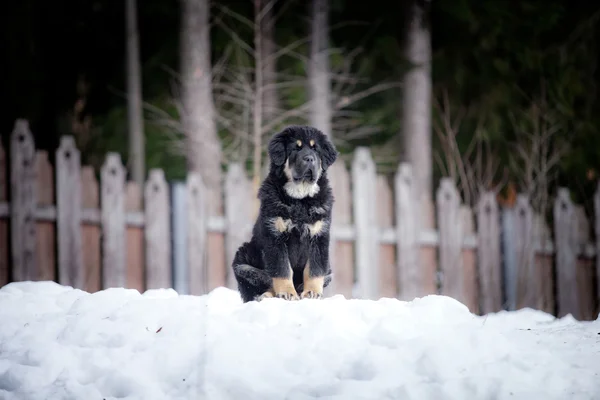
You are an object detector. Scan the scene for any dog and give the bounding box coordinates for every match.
[231,125,338,302]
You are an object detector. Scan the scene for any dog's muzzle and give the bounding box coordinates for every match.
[292,153,319,183]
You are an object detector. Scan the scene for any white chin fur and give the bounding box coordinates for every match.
[284,180,320,199]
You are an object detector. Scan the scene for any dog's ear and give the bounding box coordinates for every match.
[268,129,289,166]
[320,134,338,169]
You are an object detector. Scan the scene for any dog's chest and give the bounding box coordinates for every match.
[285,202,327,238]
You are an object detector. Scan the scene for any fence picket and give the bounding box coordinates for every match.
[187,172,208,295]
[377,175,396,298]
[514,195,536,309]
[437,178,464,303]
[351,147,378,299]
[327,161,354,298]
[56,136,83,289]
[461,206,478,313]
[224,163,253,290]
[10,120,37,282]
[477,191,502,313]
[553,188,579,318]
[145,169,171,289]
[35,151,56,282]
[394,163,420,301]
[125,182,144,291]
[574,206,596,320]
[81,167,101,293]
[100,153,126,288]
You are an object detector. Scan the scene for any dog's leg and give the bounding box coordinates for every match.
[263,242,299,301]
[301,233,331,299]
[233,264,274,302]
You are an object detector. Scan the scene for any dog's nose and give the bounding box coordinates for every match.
[303,154,316,164]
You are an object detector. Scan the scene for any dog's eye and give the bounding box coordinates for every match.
[296,140,302,148]
[309,139,315,148]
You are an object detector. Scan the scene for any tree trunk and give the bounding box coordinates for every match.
[309,0,332,137]
[402,0,432,210]
[262,1,278,123]
[125,0,145,187]
[252,0,264,211]
[180,0,223,215]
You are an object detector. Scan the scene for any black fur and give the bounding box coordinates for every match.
[232,125,338,302]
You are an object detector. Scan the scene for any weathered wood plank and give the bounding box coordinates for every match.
[187,172,208,295]
[460,206,478,313]
[395,163,420,301]
[225,163,253,290]
[377,175,396,298]
[436,178,464,304]
[81,167,101,293]
[476,191,502,313]
[0,140,7,286]
[171,182,188,294]
[351,147,379,299]
[328,161,354,298]
[514,195,537,310]
[56,136,83,289]
[100,153,126,288]
[145,169,171,289]
[533,213,554,314]
[574,205,596,320]
[553,188,579,318]
[35,151,56,282]
[10,120,38,282]
[125,182,144,292]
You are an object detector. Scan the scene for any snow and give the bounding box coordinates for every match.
[0,281,599,400]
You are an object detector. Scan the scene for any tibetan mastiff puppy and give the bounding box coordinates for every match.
[232,125,338,302]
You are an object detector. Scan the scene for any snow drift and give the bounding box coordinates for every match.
[0,281,598,400]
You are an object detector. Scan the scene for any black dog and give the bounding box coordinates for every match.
[232,125,338,302]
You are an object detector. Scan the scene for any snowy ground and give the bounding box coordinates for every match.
[0,282,598,400]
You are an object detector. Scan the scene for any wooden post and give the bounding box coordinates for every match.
[377,175,396,298]
[187,172,208,295]
[553,188,579,318]
[125,182,144,291]
[533,213,554,314]
[574,206,596,320]
[436,178,464,304]
[460,206,478,313]
[514,195,536,309]
[476,191,502,313]
[328,162,354,298]
[351,147,379,299]
[35,151,56,282]
[56,136,83,289]
[225,163,253,290]
[501,206,517,310]
[0,140,7,286]
[100,153,126,288]
[394,163,420,300]
[144,169,171,289]
[10,119,37,282]
[81,167,101,293]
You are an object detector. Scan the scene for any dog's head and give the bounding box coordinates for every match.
[268,125,338,199]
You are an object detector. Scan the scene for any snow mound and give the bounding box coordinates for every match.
[0,281,599,400]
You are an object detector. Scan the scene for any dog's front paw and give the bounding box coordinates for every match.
[300,290,322,300]
[275,290,299,301]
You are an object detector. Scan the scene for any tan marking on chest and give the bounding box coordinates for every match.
[306,220,326,237]
[272,216,293,233]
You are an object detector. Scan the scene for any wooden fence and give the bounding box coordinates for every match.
[1,119,599,320]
